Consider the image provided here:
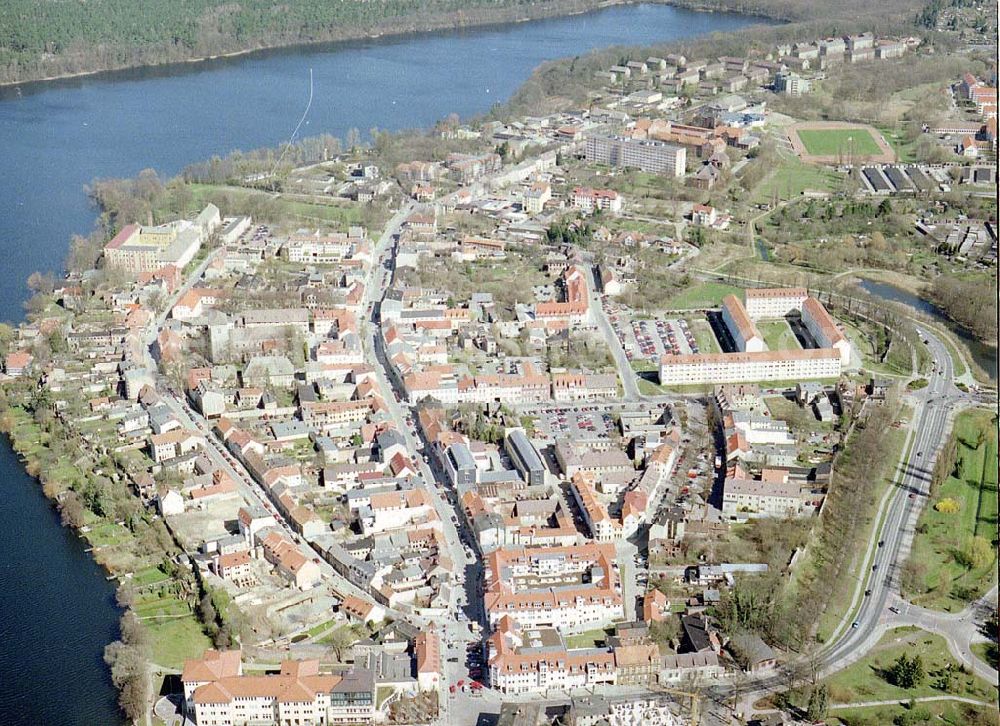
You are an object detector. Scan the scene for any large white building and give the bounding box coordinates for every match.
[483,543,624,633]
[659,348,841,385]
[660,288,849,386]
[722,471,802,518]
[572,187,622,215]
[744,287,809,319]
[182,650,376,726]
[104,204,220,274]
[585,135,686,177]
[721,295,764,352]
[801,296,852,365]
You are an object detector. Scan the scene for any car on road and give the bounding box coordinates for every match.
[872,564,878,572]
[865,589,872,597]
[916,451,922,457]
[908,493,915,499]
[889,606,900,614]
[851,621,859,629]
[878,540,885,547]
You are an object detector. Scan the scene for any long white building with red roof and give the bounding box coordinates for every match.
[660,289,849,385]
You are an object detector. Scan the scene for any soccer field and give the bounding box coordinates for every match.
[796,128,882,156]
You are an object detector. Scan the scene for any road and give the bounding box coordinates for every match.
[358,202,491,722]
[585,267,641,401]
[816,324,963,677]
[888,585,998,684]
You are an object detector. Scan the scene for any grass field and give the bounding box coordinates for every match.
[797,128,883,157]
[148,616,213,670]
[753,156,846,202]
[827,699,999,726]
[908,408,999,611]
[665,282,742,309]
[565,628,612,649]
[688,317,721,354]
[758,319,800,351]
[820,627,998,706]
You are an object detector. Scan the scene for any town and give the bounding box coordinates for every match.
[0,13,996,726]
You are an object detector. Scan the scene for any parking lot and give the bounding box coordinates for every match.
[623,317,703,362]
[529,404,617,441]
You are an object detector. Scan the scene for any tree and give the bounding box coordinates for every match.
[104,611,151,722]
[806,683,829,721]
[956,536,992,570]
[58,491,88,529]
[649,618,679,651]
[887,653,925,689]
[326,625,357,662]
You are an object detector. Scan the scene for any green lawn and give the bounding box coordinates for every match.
[758,319,800,352]
[797,127,882,156]
[822,628,998,705]
[877,125,919,163]
[135,595,192,619]
[147,615,213,670]
[908,409,999,611]
[630,358,658,373]
[131,566,170,588]
[565,628,613,649]
[827,698,999,726]
[84,522,132,548]
[664,282,742,309]
[687,317,721,354]
[972,641,998,671]
[753,157,846,202]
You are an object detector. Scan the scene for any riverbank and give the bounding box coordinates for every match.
[0,0,671,90]
[0,400,213,721]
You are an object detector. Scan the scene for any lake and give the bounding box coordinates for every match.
[0,4,765,723]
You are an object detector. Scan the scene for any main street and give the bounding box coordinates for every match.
[357,202,489,722]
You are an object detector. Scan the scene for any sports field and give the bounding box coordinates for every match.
[796,128,882,156]
[787,121,895,164]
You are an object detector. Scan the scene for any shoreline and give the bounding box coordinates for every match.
[0,0,786,93]
[0,0,643,91]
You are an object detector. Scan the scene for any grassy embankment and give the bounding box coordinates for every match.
[906,408,999,612]
[791,403,913,643]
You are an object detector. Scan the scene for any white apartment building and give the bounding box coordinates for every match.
[743,287,809,319]
[722,476,802,517]
[721,295,765,352]
[483,544,624,634]
[282,232,353,264]
[524,181,552,214]
[585,135,686,177]
[659,349,841,385]
[572,187,623,215]
[801,297,852,366]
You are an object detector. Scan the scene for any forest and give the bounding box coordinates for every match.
[0,0,607,85]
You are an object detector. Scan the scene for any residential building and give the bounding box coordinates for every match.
[572,187,622,215]
[743,287,808,319]
[800,297,851,365]
[483,543,624,633]
[585,135,686,177]
[721,295,764,353]
[659,349,841,386]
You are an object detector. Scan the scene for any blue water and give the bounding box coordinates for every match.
[0,4,765,722]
